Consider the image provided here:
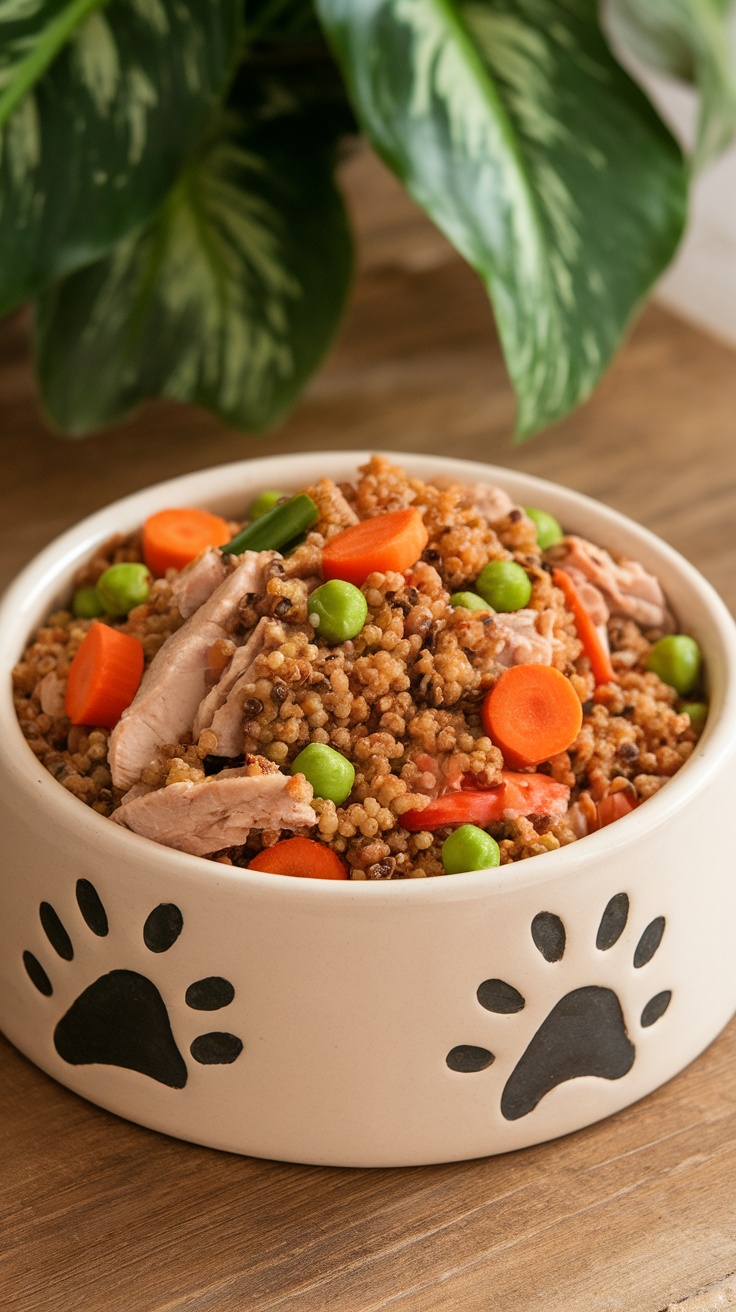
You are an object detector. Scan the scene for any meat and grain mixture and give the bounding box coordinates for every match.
[12,457,706,879]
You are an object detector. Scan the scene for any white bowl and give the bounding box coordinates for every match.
[1,452,735,1167]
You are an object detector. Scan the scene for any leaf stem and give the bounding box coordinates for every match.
[0,0,107,128]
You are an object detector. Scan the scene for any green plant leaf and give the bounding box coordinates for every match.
[606,0,736,165]
[315,0,688,439]
[34,106,353,433]
[0,0,242,315]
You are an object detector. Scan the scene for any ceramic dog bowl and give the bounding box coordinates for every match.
[1,452,735,1167]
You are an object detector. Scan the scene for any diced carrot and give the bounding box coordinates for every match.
[65,622,144,728]
[321,508,428,586]
[401,771,570,831]
[595,791,637,830]
[552,567,617,685]
[142,508,232,577]
[248,836,348,880]
[482,664,583,768]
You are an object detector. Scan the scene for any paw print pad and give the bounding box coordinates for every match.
[23,881,243,1089]
[447,893,671,1120]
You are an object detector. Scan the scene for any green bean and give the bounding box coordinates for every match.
[221,493,319,556]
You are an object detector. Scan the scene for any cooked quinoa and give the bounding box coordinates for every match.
[12,456,705,878]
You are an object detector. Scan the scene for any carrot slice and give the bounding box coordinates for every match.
[321,508,428,586]
[552,567,617,685]
[248,836,348,880]
[65,622,144,728]
[142,508,231,577]
[595,791,637,830]
[482,664,583,768]
[401,771,570,831]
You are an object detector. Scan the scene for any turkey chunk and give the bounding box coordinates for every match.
[109,550,276,789]
[550,536,674,632]
[114,763,316,856]
[470,483,516,523]
[488,609,557,668]
[171,547,227,618]
[193,617,280,747]
[452,607,558,676]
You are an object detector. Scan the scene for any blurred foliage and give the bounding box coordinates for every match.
[0,0,734,439]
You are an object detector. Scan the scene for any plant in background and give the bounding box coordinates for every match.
[1,0,734,441]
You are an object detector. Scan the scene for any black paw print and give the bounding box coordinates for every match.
[447,892,671,1120]
[23,881,243,1089]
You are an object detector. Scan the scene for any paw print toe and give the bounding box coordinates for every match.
[531,912,565,962]
[76,879,108,937]
[190,1033,243,1065]
[143,903,183,953]
[185,977,235,1010]
[634,917,666,968]
[447,1045,495,1073]
[477,979,525,1014]
[24,950,52,996]
[596,892,630,951]
[641,990,671,1028]
[40,902,73,960]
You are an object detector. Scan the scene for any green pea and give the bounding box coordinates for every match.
[249,490,286,521]
[292,742,355,806]
[442,825,500,876]
[680,701,708,725]
[476,560,532,612]
[96,563,151,617]
[309,579,368,644]
[71,586,105,619]
[647,634,702,696]
[450,591,494,612]
[525,506,564,550]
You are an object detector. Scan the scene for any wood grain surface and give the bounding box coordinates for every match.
[1,150,736,1312]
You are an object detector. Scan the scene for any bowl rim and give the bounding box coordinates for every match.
[2,449,735,903]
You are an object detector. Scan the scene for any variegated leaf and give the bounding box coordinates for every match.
[606,0,736,165]
[0,0,241,314]
[35,109,353,433]
[316,0,688,439]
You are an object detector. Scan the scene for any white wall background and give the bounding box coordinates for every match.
[633,21,736,347]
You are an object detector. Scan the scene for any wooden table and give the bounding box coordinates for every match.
[2,152,736,1312]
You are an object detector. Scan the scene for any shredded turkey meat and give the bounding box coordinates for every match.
[550,536,675,633]
[109,550,276,790]
[115,760,316,856]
